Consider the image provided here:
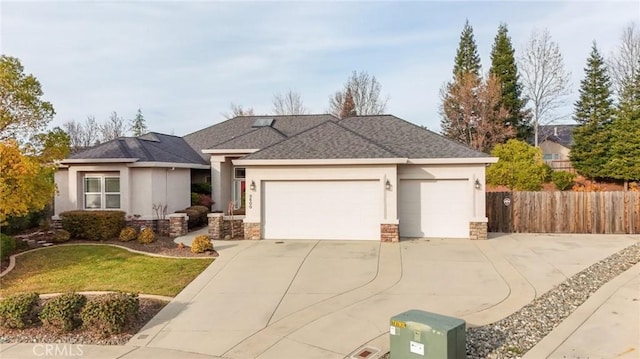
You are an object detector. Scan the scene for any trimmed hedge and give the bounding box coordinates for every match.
[80,292,139,337]
[0,292,40,329]
[137,227,155,244]
[60,211,126,240]
[39,293,87,332]
[1,233,16,260]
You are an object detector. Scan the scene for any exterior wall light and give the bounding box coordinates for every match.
[250,180,256,191]
[385,179,392,190]
[475,179,481,189]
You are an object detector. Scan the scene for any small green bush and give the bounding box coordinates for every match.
[60,211,126,240]
[190,235,213,254]
[51,229,71,243]
[552,171,577,191]
[190,192,200,206]
[1,233,16,260]
[137,227,155,244]
[80,292,139,337]
[39,293,87,332]
[0,292,40,329]
[119,227,138,242]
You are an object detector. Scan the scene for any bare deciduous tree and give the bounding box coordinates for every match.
[519,28,571,146]
[607,22,640,98]
[272,90,308,115]
[222,103,255,119]
[63,115,102,150]
[440,72,515,153]
[100,111,127,141]
[328,71,388,117]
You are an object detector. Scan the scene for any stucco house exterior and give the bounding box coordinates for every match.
[54,114,497,241]
[537,125,578,172]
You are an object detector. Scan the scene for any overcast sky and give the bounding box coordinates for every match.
[2,1,638,136]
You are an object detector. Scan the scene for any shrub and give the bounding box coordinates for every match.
[137,227,155,244]
[1,233,16,260]
[487,139,548,191]
[175,209,201,228]
[191,235,213,253]
[0,292,40,329]
[552,171,577,191]
[51,229,71,243]
[191,182,211,194]
[191,192,200,206]
[196,194,214,208]
[1,207,48,235]
[119,227,138,242]
[39,293,87,332]
[187,205,209,225]
[60,211,126,240]
[80,292,139,337]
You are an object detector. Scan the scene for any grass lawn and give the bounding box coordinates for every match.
[0,245,214,297]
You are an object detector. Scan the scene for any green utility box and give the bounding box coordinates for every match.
[390,309,466,359]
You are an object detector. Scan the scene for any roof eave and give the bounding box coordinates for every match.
[61,158,139,164]
[407,157,498,164]
[128,162,210,169]
[203,149,260,155]
[233,158,408,166]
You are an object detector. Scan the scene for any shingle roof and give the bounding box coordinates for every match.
[209,126,286,150]
[538,124,578,148]
[338,115,490,158]
[242,121,399,160]
[183,114,336,159]
[66,132,208,165]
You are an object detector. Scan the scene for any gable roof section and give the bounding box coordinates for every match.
[64,132,208,165]
[242,121,400,160]
[339,115,490,158]
[209,126,286,150]
[538,124,578,148]
[183,114,336,158]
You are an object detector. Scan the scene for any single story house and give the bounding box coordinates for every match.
[55,114,497,241]
[537,124,578,171]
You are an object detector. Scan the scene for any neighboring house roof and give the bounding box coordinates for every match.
[243,115,489,160]
[63,132,208,165]
[183,114,335,159]
[537,125,578,148]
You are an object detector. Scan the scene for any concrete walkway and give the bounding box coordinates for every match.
[1,234,638,359]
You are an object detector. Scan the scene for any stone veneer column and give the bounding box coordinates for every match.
[380,223,399,242]
[244,222,261,240]
[168,213,188,238]
[208,213,223,240]
[469,221,488,240]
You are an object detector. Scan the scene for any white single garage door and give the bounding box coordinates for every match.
[399,179,471,238]
[263,180,381,240]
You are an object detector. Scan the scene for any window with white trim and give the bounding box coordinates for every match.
[84,176,120,209]
[232,167,246,210]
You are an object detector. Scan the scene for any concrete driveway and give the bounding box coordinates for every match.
[126,234,638,358]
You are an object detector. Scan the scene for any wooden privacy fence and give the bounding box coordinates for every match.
[487,191,640,234]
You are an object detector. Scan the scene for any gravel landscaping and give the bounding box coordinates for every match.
[382,241,640,359]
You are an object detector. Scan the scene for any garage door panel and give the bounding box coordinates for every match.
[399,179,470,238]
[263,181,380,240]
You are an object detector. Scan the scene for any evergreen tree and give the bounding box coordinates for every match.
[489,23,530,140]
[130,108,147,136]
[453,20,481,78]
[603,61,640,186]
[570,42,615,179]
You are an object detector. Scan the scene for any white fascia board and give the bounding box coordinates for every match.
[127,162,210,169]
[232,158,408,166]
[202,149,259,155]
[407,157,499,165]
[61,158,138,164]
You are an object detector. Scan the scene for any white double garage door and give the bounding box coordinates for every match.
[262,179,470,240]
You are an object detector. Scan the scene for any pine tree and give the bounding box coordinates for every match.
[489,23,530,140]
[453,20,481,78]
[130,108,147,136]
[340,88,357,119]
[603,61,640,186]
[570,42,615,179]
